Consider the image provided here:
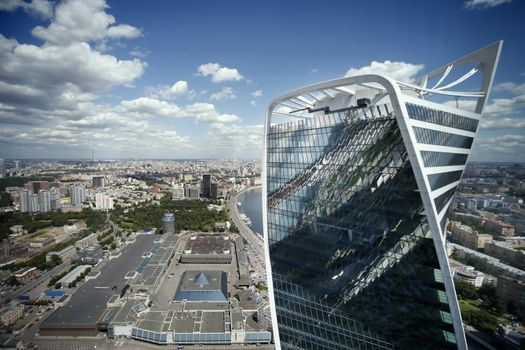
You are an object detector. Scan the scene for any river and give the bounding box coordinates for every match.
[237,187,263,236]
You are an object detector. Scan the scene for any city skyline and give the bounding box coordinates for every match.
[1,0,525,161]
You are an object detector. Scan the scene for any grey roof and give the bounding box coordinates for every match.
[41,235,157,327]
[183,234,230,255]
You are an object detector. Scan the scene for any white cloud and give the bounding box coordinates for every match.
[0,0,53,18]
[494,81,525,95]
[31,0,142,45]
[197,63,244,83]
[345,60,424,82]
[472,134,525,161]
[250,100,257,107]
[119,97,181,117]
[464,0,512,10]
[118,98,241,123]
[250,89,262,97]
[145,81,190,100]
[210,87,236,101]
[0,34,146,114]
[310,68,319,74]
[184,102,240,123]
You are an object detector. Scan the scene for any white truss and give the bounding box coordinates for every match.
[263,41,503,350]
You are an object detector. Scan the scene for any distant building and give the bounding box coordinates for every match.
[76,245,104,265]
[46,245,76,263]
[29,237,55,252]
[75,233,98,250]
[484,240,525,270]
[185,186,200,199]
[92,176,105,188]
[173,270,227,302]
[181,234,231,264]
[497,276,525,307]
[450,261,485,287]
[162,212,175,234]
[13,266,37,284]
[485,218,515,236]
[210,183,218,200]
[201,174,211,198]
[50,186,61,210]
[95,193,114,210]
[0,159,5,178]
[29,193,39,213]
[38,189,51,212]
[18,188,30,213]
[172,183,185,200]
[0,302,24,326]
[449,221,493,250]
[69,184,86,206]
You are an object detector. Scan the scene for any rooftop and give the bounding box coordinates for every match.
[183,234,230,255]
[174,270,227,302]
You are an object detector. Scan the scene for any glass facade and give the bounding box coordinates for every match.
[266,105,458,349]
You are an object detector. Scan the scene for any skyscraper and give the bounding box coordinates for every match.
[263,42,502,350]
[0,159,5,178]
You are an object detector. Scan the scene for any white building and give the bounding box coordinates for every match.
[172,183,185,200]
[95,193,114,210]
[69,184,86,206]
[39,189,51,212]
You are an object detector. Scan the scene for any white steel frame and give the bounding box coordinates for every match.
[263,41,502,350]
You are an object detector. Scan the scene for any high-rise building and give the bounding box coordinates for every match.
[18,189,30,213]
[263,42,502,350]
[172,183,185,200]
[0,159,5,178]
[38,190,51,213]
[201,174,211,198]
[50,187,61,210]
[92,176,105,188]
[69,184,86,206]
[210,183,218,200]
[29,194,39,213]
[162,212,175,234]
[95,193,113,210]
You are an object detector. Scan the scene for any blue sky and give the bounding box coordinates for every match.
[0,0,524,160]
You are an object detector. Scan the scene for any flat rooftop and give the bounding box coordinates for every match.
[183,234,231,255]
[41,235,157,327]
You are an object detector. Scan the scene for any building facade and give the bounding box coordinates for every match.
[263,42,502,350]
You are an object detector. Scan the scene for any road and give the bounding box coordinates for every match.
[228,186,264,258]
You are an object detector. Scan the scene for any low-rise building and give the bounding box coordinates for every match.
[450,261,485,287]
[0,302,24,326]
[449,221,493,250]
[497,276,525,307]
[75,233,98,250]
[484,240,525,270]
[485,218,515,236]
[56,265,91,288]
[13,266,37,284]
[76,245,104,265]
[29,237,55,253]
[46,245,76,263]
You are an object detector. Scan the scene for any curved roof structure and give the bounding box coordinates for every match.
[263,41,502,350]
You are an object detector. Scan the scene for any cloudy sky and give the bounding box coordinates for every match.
[0,0,524,161]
